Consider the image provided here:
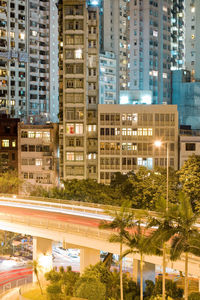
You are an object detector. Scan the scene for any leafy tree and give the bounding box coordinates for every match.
[151,279,183,299]
[46,283,62,300]
[99,203,134,300]
[125,167,179,210]
[45,266,79,297]
[178,154,200,209]
[144,280,155,299]
[75,275,106,300]
[80,263,113,298]
[188,292,200,300]
[0,170,22,194]
[62,266,80,296]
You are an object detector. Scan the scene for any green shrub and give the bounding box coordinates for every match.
[189,292,200,300]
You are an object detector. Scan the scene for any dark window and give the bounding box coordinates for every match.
[12,153,15,160]
[29,145,35,152]
[185,143,196,151]
[21,144,28,151]
[4,126,10,134]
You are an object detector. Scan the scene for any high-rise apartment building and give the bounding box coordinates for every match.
[99,51,116,104]
[129,0,171,104]
[0,0,58,122]
[171,0,185,70]
[185,0,200,81]
[100,0,129,98]
[58,0,99,181]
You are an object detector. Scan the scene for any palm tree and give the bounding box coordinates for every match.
[121,220,162,300]
[29,260,43,295]
[99,202,134,300]
[147,197,177,300]
[169,193,200,300]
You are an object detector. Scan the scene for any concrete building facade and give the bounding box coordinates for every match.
[98,104,178,184]
[58,0,99,181]
[171,0,185,70]
[0,114,19,171]
[100,0,129,97]
[129,0,171,104]
[18,123,59,192]
[0,0,59,123]
[99,51,117,104]
[179,132,200,168]
[185,0,200,81]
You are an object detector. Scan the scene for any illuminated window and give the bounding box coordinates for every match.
[148,128,153,136]
[28,131,35,138]
[35,132,42,138]
[75,152,83,161]
[122,114,126,121]
[43,132,50,141]
[143,128,148,136]
[31,30,37,37]
[12,140,16,147]
[75,49,83,59]
[88,124,96,132]
[127,128,132,136]
[115,128,120,135]
[127,114,132,121]
[163,6,167,12]
[10,32,15,38]
[132,114,137,122]
[133,143,137,151]
[100,142,105,150]
[66,123,75,134]
[66,152,74,161]
[88,153,96,160]
[152,70,158,77]
[191,34,195,39]
[138,128,143,136]
[75,124,83,134]
[127,143,132,150]
[153,30,158,37]
[36,159,42,166]
[191,7,195,13]
[132,129,137,136]
[122,128,126,135]
[2,139,9,147]
[19,32,25,39]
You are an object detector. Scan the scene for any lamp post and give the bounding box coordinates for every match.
[154,140,169,300]
[154,141,169,211]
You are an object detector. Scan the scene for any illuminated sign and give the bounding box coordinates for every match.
[87,0,99,6]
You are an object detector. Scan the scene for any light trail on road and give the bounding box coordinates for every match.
[0,268,32,286]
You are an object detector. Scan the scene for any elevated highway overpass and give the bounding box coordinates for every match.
[0,194,200,284]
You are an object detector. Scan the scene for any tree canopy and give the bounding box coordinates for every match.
[30,155,200,211]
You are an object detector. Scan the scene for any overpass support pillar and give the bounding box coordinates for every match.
[134,260,155,289]
[33,237,53,282]
[80,247,100,274]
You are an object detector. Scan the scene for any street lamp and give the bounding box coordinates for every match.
[154,140,169,300]
[154,140,169,211]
